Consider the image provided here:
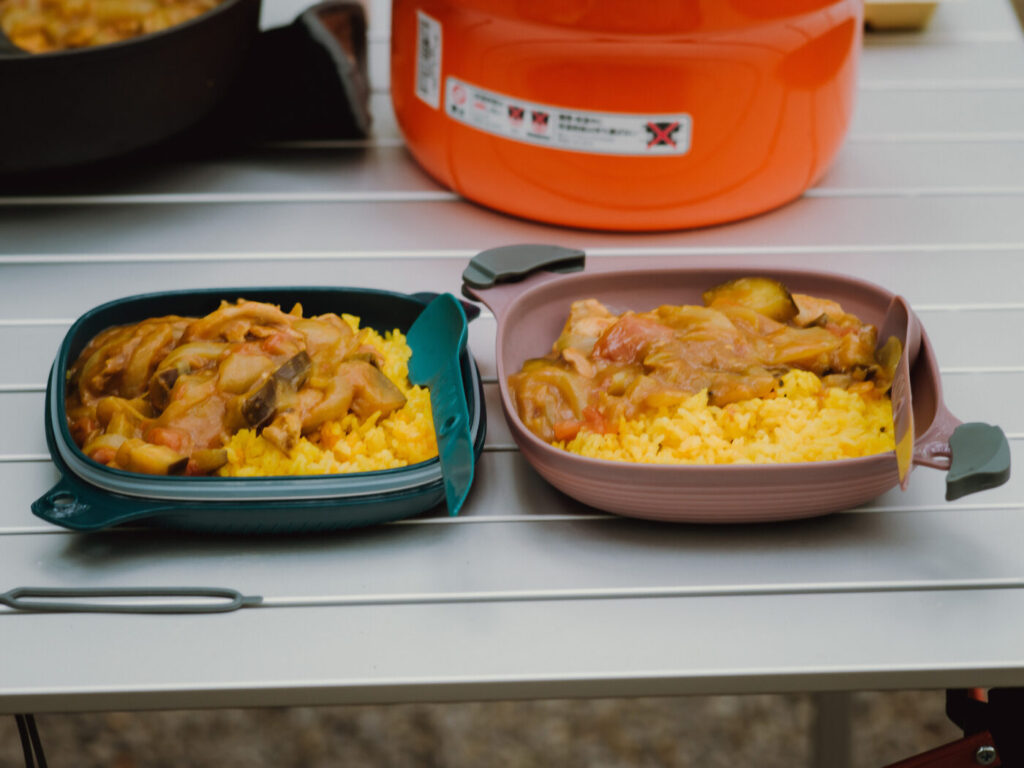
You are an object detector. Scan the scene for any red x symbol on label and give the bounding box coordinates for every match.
[645,121,681,148]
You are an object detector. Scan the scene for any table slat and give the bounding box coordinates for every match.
[5,586,1024,714]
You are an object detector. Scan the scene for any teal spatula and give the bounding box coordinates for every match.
[407,294,475,516]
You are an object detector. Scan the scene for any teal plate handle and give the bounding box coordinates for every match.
[32,474,175,531]
[945,422,1011,501]
[407,294,475,516]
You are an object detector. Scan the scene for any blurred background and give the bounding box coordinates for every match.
[0,691,961,767]
[3,0,1022,765]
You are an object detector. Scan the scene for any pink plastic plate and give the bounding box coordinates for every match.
[462,245,1010,523]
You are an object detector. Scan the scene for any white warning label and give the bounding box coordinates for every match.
[444,77,692,156]
[415,11,442,109]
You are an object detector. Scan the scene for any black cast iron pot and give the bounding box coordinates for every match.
[0,0,260,175]
[0,0,370,176]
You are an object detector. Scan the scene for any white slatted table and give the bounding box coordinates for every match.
[1,0,1022,747]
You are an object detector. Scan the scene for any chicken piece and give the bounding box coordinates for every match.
[791,293,861,330]
[789,296,882,373]
[217,349,276,395]
[293,314,355,358]
[262,411,304,455]
[149,371,230,451]
[119,322,182,398]
[552,299,618,357]
[705,370,779,406]
[72,317,189,403]
[561,348,595,378]
[592,314,674,365]
[299,378,355,433]
[182,300,300,343]
[646,305,759,372]
[508,359,590,443]
[149,341,230,410]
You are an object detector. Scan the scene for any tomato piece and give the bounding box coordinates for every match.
[582,406,611,435]
[89,447,117,465]
[145,426,189,453]
[553,420,582,442]
[261,331,298,356]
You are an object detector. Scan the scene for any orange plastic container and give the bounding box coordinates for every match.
[391,0,862,231]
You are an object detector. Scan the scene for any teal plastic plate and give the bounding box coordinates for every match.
[32,287,486,533]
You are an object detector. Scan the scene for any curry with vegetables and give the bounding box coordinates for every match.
[509,277,899,443]
[66,299,409,475]
[1,0,222,52]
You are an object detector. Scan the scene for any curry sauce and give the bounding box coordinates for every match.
[509,278,896,443]
[66,300,408,475]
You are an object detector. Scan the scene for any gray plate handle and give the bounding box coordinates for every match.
[944,423,1011,501]
[0,586,263,614]
[462,244,585,290]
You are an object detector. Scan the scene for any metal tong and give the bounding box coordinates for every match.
[0,586,262,614]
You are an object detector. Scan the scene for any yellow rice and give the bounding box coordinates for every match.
[218,315,437,476]
[556,370,894,464]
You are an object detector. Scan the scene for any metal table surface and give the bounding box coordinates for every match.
[1,0,1023,717]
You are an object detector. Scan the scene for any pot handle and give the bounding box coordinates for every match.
[31,474,174,531]
[912,407,1011,501]
[461,244,585,318]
